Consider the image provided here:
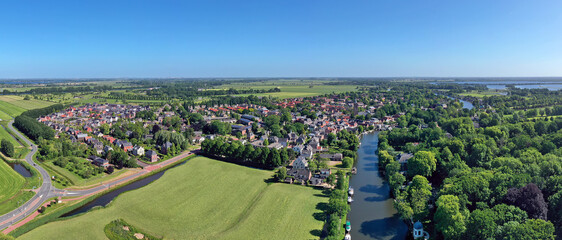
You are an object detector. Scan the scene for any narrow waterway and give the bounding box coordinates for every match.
[60,161,187,218]
[348,132,408,240]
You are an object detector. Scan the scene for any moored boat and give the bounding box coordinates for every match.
[345,233,352,240]
[348,187,354,196]
[348,196,354,203]
[345,220,351,232]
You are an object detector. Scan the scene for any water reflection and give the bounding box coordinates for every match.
[348,133,408,240]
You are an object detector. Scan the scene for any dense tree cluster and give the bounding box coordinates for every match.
[375,85,562,239]
[201,137,292,169]
[14,115,54,140]
[14,104,64,141]
[1,139,14,157]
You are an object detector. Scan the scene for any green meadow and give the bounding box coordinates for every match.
[18,156,328,240]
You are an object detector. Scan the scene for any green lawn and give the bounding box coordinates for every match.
[19,156,328,240]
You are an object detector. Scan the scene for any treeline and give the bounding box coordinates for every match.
[147,86,280,99]
[325,170,351,240]
[5,86,114,95]
[183,95,279,110]
[14,104,64,141]
[21,104,64,118]
[201,137,294,169]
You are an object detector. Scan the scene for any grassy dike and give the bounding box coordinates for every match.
[16,156,328,240]
[9,154,196,238]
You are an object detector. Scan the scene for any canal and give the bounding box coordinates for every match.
[348,132,408,240]
[61,161,187,217]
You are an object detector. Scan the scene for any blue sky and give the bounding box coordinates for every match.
[1,0,561,78]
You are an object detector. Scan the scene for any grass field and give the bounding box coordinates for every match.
[458,90,507,98]
[19,156,328,240]
[226,84,359,98]
[0,159,26,207]
[0,95,54,110]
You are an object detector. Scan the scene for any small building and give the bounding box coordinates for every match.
[91,157,109,168]
[161,141,173,154]
[319,153,343,161]
[413,221,429,239]
[287,168,311,182]
[104,145,114,153]
[121,141,133,152]
[132,145,145,156]
[396,153,414,172]
[293,156,308,169]
[146,150,158,162]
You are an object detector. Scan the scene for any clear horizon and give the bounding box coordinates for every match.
[1,0,561,78]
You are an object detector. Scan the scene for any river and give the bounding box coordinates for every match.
[348,132,408,240]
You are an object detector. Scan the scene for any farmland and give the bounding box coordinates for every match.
[219,80,359,98]
[18,156,328,240]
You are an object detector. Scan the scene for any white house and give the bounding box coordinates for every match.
[132,146,145,156]
[293,156,308,169]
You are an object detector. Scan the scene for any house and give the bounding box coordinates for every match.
[192,136,206,144]
[396,153,414,172]
[121,141,133,152]
[146,150,158,162]
[104,145,113,153]
[89,156,109,168]
[319,153,343,161]
[319,168,331,178]
[293,156,308,169]
[241,114,259,122]
[292,145,304,154]
[287,168,311,182]
[132,145,145,156]
[161,141,173,154]
[76,133,88,142]
[94,144,104,155]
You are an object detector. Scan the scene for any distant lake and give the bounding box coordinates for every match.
[431,81,562,91]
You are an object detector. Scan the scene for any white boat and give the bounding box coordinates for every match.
[348,196,354,203]
[348,187,354,196]
[345,233,352,240]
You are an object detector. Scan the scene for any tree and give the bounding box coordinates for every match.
[435,195,466,240]
[106,165,115,174]
[1,139,14,157]
[407,175,432,220]
[326,174,336,186]
[327,197,350,217]
[466,209,497,239]
[274,167,287,182]
[407,151,436,177]
[504,183,548,220]
[497,219,555,240]
[389,172,405,196]
[342,157,354,168]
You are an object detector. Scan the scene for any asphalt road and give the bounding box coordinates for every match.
[0,121,61,230]
[0,122,195,231]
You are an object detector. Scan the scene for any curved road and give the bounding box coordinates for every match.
[0,121,195,231]
[0,121,60,230]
